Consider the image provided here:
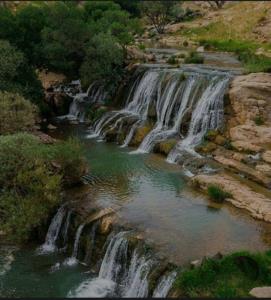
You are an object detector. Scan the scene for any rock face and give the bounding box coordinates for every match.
[249,287,271,298]
[192,173,271,222]
[228,73,271,153]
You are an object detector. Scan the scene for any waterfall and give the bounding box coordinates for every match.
[38,206,66,254]
[99,231,129,281]
[88,69,161,140]
[64,224,85,266]
[122,250,151,298]
[134,73,200,153]
[84,221,99,265]
[62,210,72,245]
[59,80,106,123]
[153,271,177,298]
[167,74,229,163]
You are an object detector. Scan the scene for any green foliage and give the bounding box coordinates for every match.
[137,43,146,51]
[80,33,124,88]
[113,0,140,17]
[174,251,271,297]
[166,55,177,65]
[184,51,204,64]
[0,133,87,242]
[140,1,178,34]
[199,39,271,73]
[207,185,232,203]
[0,91,37,135]
[0,133,61,242]
[254,115,265,126]
[0,39,45,113]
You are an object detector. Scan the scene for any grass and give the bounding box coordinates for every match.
[207,185,232,203]
[174,250,271,297]
[199,39,271,73]
[184,51,204,64]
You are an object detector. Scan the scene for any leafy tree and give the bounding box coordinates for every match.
[41,2,91,76]
[113,0,140,17]
[0,91,38,135]
[84,0,121,21]
[140,1,177,34]
[0,40,45,113]
[15,4,49,66]
[0,6,18,43]
[80,33,124,88]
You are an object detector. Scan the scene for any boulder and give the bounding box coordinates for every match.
[249,287,271,298]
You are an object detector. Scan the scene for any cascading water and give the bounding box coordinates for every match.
[62,210,72,245]
[122,250,152,298]
[87,69,161,140]
[58,80,107,123]
[153,271,177,298]
[64,224,85,266]
[166,74,230,163]
[89,65,231,161]
[38,206,66,254]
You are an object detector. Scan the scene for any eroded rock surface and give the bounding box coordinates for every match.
[192,173,271,222]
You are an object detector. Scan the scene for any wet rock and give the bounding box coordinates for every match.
[47,123,57,130]
[249,287,271,298]
[130,124,153,146]
[155,139,177,155]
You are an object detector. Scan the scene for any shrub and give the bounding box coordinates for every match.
[207,185,232,203]
[0,91,38,135]
[254,115,264,126]
[167,55,177,65]
[184,51,204,64]
[174,251,271,297]
[0,133,61,242]
[138,43,146,51]
[0,133,87,242]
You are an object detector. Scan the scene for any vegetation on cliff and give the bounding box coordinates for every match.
[0,133,87,243]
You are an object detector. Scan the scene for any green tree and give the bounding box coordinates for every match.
[15,4,49,66]
[0,40,45,113]
[80,33,124,88]
[41,2,91,76]
[140,1,177,34]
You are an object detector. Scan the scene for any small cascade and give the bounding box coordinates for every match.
[62,210,72,245]
[58,80,106,123]
[67,228,178,298]
[123,250,152,298]
[38,206,66,254]
[153,271,177,298]
[98,231,129,281]
[167,74,229,163]
[88,69,161,139]
[64,224,85,266]
[84,221,99,265]
[134,73,199,153]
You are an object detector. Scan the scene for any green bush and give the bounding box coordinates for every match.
[0,91,38,135]
[207,185,232,203]
[184,51,204,64]
[0,133,87,242]
[174,251,271,297]
[166,55,177,65]
[254,115,265,126]
[0,39,45,113]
